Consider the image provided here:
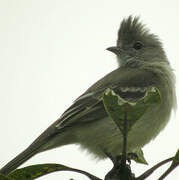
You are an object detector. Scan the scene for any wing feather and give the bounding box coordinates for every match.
[55,67,157,129]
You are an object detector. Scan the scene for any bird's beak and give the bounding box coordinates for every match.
[106,46,121,55]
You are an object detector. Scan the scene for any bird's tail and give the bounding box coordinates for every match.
[0,144,41,175]
[0,119,64,175]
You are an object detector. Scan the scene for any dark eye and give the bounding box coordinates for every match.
[133,41,143,50]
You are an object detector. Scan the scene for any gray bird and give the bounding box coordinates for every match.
[0,16,176,175]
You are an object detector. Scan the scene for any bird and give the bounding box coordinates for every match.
[0,16,176,175]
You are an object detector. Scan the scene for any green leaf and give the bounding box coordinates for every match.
[128,149,148,165]
[0,174,11,180]
[8,164,68,180]
[102,87,161,134]
[7,163,100,180]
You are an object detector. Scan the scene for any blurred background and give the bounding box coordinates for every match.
[0,0,178,179]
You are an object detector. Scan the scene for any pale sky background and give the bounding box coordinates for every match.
[0,1,179,180]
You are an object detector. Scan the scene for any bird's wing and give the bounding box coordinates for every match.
[31,66,158,147]
[54,67,157,129]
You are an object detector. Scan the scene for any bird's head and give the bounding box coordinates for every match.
[107,16,168,67]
